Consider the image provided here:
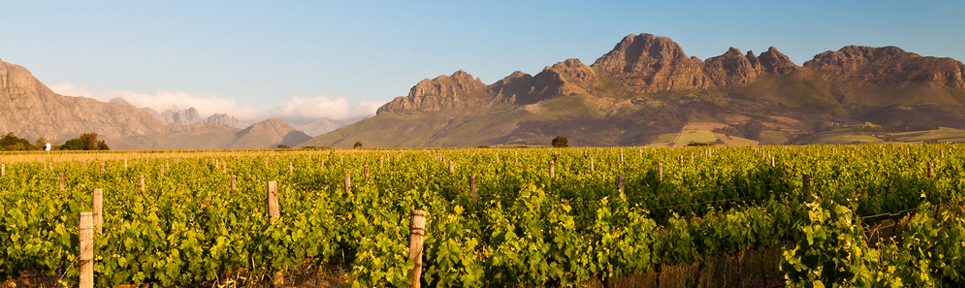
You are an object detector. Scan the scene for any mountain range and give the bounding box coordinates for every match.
[4,33,965,149]
[299,33,965,148]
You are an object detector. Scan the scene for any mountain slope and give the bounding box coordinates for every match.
[300,33,965,148]
[0,58,307,149]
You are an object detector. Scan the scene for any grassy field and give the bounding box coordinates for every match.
[674,130,717,146]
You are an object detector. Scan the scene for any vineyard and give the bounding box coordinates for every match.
[2,145,965,287]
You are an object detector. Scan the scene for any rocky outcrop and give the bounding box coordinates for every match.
[591,33,710,93]
[758,46,798,75]
[703,47,760,85]
[805,45,965,88]
[377,70,487,114]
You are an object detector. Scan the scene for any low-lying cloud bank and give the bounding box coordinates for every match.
[50,82,384,125]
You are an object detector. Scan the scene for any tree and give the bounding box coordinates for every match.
[97,140,110,150]
[276,144,290,149]
[551,136,568,148]
[63,139,85,150]
[79,133,100,150]
[35,137,47,148]
[353,141,363,149]
[1,132,39,151]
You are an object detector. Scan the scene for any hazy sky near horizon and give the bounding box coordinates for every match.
[2,1,963,124]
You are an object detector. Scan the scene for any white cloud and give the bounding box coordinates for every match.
[49,83,384,125]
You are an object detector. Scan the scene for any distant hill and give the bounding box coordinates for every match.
[300,33,965,148]
[296,117,345,137]
[0,58,307,149]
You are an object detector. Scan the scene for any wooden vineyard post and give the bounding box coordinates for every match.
[549,161,555,179]
[265,158,269,169]
[289,162,294,175]
[59,173,65,194]
[408,210,428,288]
[124,159,128,170]
[448,162,454,174]
[99,162,105,174]
[658,162,663,182]
[617,175,624,193]
[679,156,684,167]
[79,211,94,288]
[92,188,103,234]
[690,153,694,164]
[514,151,518,164]
[380,157,384,169]
[231,175,237,193]
[941,150,945,158]
[771,156,775,167]
[344,173,352,194]
[223,162,227,172]
[620,149,624,164]
[267,181,279,223]
[469,175,478,203]
[1,164,4,177]
[364,165,370,181]
[803,175,812,201]
[320,159,325,172]
[928,162,934,178]
[590,157,594,171]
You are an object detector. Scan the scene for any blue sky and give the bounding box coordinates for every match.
[2,1,963,124]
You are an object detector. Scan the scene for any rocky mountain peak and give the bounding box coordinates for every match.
[805,45,965,88]
[407,70,486,98]
[757,46,798,74]
[378,70,488,114]
[703,47,759,85]
[591,33,709,93]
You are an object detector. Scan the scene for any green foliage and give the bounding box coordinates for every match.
[0,132,40,151]
[782,201,877,287]
[1,144,965,286]
[63,139,85,150]
[61,133,109,150]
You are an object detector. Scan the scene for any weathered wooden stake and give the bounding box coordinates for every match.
[408,210,428,288]
[928,162,934,178]
[124,159,128,170]
[344,173,352,194]
[380,157,384,169]
[469,175,478,203]
[690,153,694,164]
[364,165,370,180]
[590,157,594,171]
[267,181,279,223]
[231,175,237,192]
[679,156,684,167]
[617,175,625,193]
[92,188,103,234]
[549,161,555,179]
[1,164,4,176]
[770,156,775,167]
[803,175,812,201]
[99,162,105,174]
[79,211,94,288]
[59,173,65,194]
[658,162,664,182]
[223,162,227,172]
[139,175,145,192]
[320,159,325,171]
[448,162,454,174]
[289,162,294,175]
[620,149,624,164]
